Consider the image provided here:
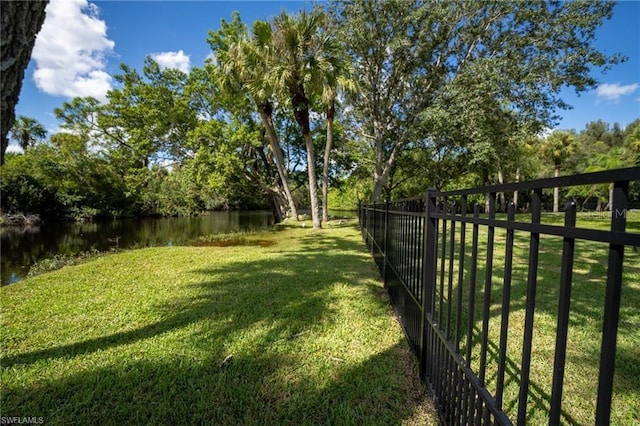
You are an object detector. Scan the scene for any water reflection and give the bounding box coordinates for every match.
[1,211,274,285]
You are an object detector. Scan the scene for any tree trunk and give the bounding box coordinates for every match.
[513,167,520,209]
[497,167,505,212]
[257,105,298,220]
[1,0,48,165]
[304,131,321,229]
[255,137,288,217]
[483,169,491,213]
[290,86,320,229]
[371,141,402,202]
[553,164,560,213]
[321,103,334,224]
[372,172,385,203]
[267,189,284,224]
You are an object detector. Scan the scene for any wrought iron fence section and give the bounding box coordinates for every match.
[358,166,640,425]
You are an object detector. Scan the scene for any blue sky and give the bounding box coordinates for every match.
[10,0,640,152]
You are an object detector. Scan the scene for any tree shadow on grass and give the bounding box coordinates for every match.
[3,342,434,425]
[2,230,369,368]
[1,226,436,424]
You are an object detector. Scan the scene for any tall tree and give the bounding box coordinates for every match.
[185,65,290,222]
[624,119,640,165]
[319,26,353,223]
[54,96,133,158]
[270,10,343,229]
[1,0,49,165]
[104,59,196,168]
[330,0,622,201]
[581,120,625,148]
[9,116,47,151]
[540,130,576,212]
[207,14,299,220]
[587,147,631,211]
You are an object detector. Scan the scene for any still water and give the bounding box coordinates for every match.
[1,211,275,285]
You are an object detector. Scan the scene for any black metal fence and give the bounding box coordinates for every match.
[359,167,640,425]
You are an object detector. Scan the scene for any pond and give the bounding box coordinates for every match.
[1,210,357,286]
[1,211,275,286]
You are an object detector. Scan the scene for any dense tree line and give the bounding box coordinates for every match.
[383,118,640,210]
[2,1,634,225]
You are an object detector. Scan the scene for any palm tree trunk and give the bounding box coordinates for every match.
[290,87,321,229]
[257,106,299,220]
[322,104,334,223]
[304,131,321,229]
[1,0,49,165]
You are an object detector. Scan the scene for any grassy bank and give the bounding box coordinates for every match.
[0,221,436,425]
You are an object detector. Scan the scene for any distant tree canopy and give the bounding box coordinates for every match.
[329,0,622,201]
[2,2,636,222]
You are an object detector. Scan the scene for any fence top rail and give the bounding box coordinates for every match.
[359,167,640,208]
[388,196,424,204]
[435,166,640,198]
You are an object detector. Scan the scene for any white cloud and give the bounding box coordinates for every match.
[596,82,640,103]
[151,50,191,73]
[31,0,115,101]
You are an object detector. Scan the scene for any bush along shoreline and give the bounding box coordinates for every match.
[0,213,41,227]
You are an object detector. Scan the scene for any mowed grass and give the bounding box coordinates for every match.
[434,212,640,425]
[0,221,437,425]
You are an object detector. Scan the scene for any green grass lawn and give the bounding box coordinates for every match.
[0,221,436,425]
[434,212,640,425]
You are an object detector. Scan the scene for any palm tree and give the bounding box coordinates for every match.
[540,131,575,212]
[317,26,354,223]
[271,10,342,229]
[9,115,47,152]
[322,97,337,224]
[208,14,299,220]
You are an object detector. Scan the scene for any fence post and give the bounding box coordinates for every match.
[596,179,629,425]
[517,187,542,424]
[370,203,375,257]
[363,202,367,242]
[420,188,438,381]
[549,199,577,423]
[382,200,390,286]
[372,202,377,246]
[364,203,369,245]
